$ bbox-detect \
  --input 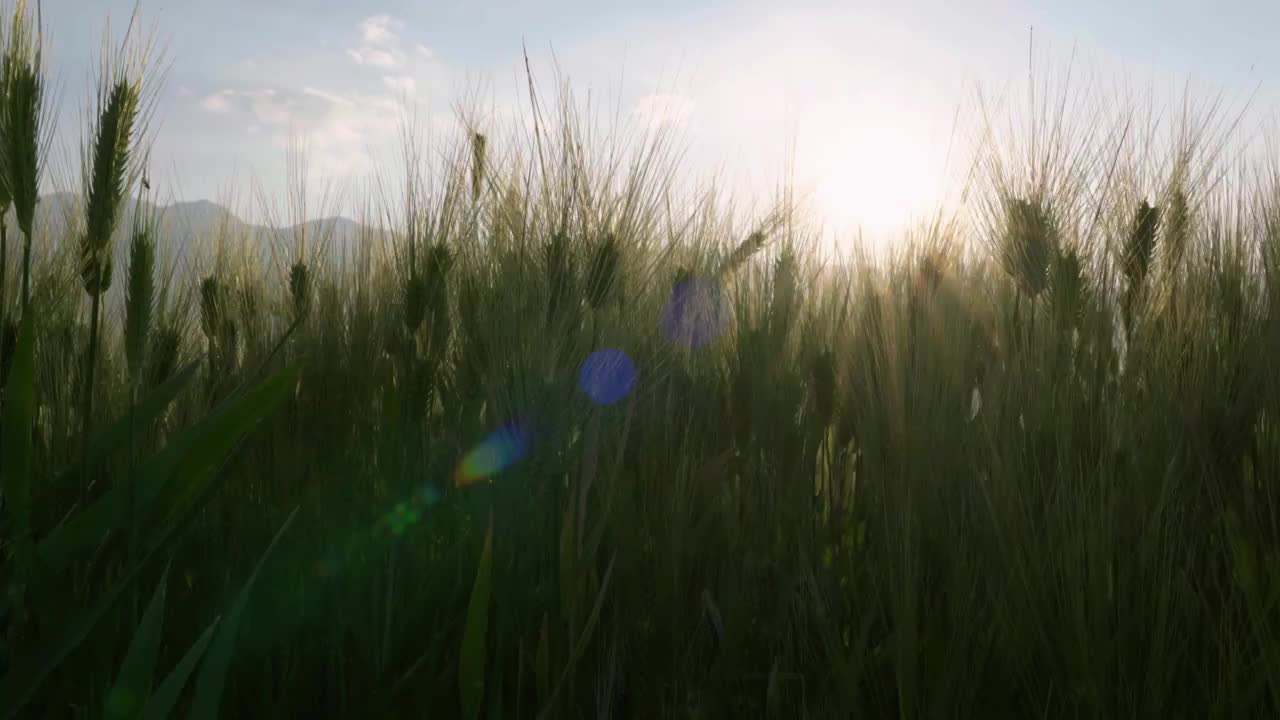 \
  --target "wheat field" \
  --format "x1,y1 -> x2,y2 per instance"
4,2 -> 1280,718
